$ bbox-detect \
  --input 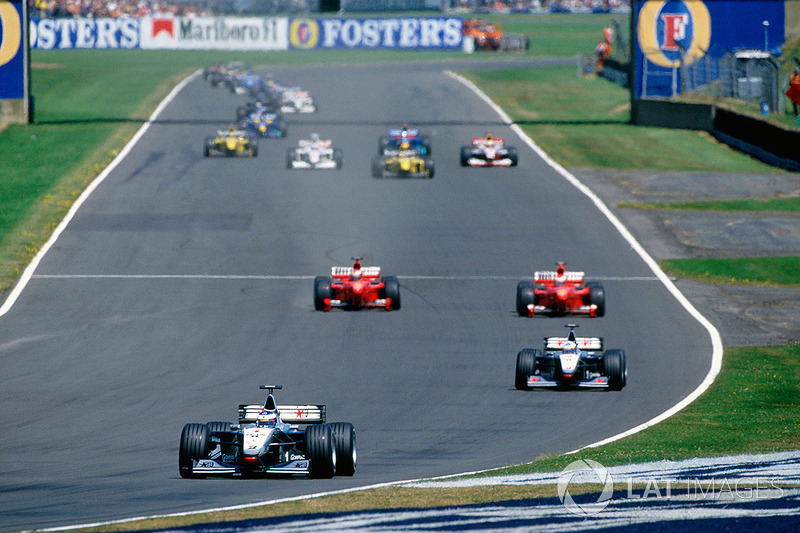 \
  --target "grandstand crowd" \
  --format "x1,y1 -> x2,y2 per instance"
29,0 -> 215,18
